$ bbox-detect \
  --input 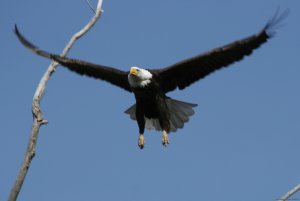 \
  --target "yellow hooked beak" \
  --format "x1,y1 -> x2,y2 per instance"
130,67 -> 138,76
